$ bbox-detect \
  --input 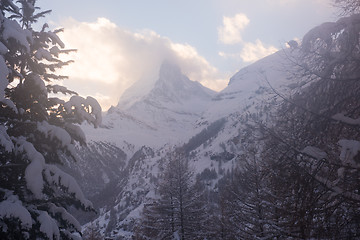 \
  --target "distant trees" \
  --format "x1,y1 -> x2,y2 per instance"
219,148 -> 271,239
136,150 -> 208,240
0,0 -> 101,239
